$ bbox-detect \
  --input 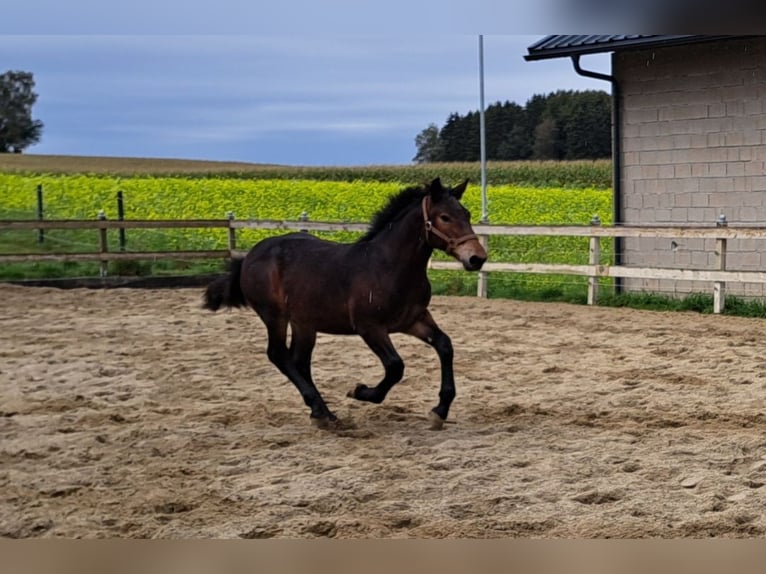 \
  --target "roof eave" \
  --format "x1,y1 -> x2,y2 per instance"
525,35 -> 744,61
